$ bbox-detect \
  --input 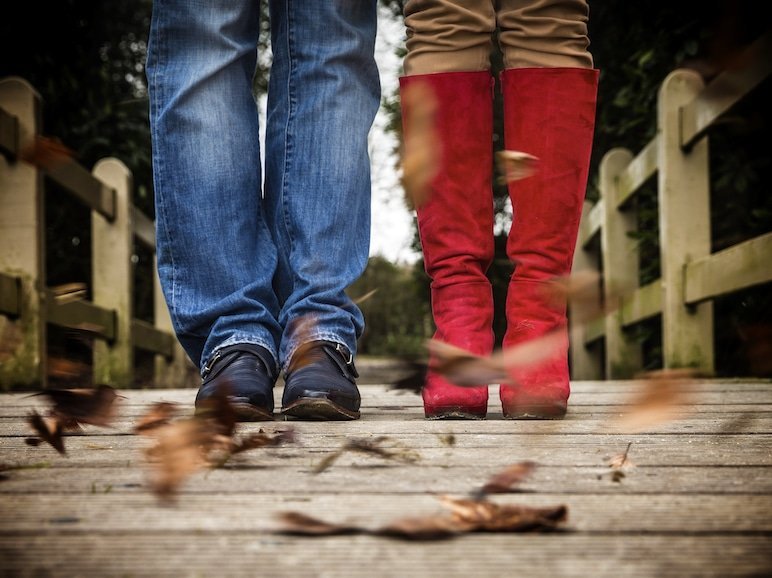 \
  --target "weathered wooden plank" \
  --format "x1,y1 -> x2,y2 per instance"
45,294 -> 116,341
2,434 -> 771,467
132,319 -> 175,358
1,494 -> 770,533
616,136 -> 658,208
620,279 -> 662,327
1,534 -> 769,578
681,32 -> 772,149
45,161 -> 116,221
1,458 -> 770,495
0,105 -> 18,159
684,231 -> 772,305
131,205 -> 155,249
3,412 -> 770,436
578,198 -> 603,248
